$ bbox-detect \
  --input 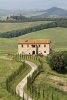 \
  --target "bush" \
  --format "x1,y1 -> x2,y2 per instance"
47,51 -> 67,72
